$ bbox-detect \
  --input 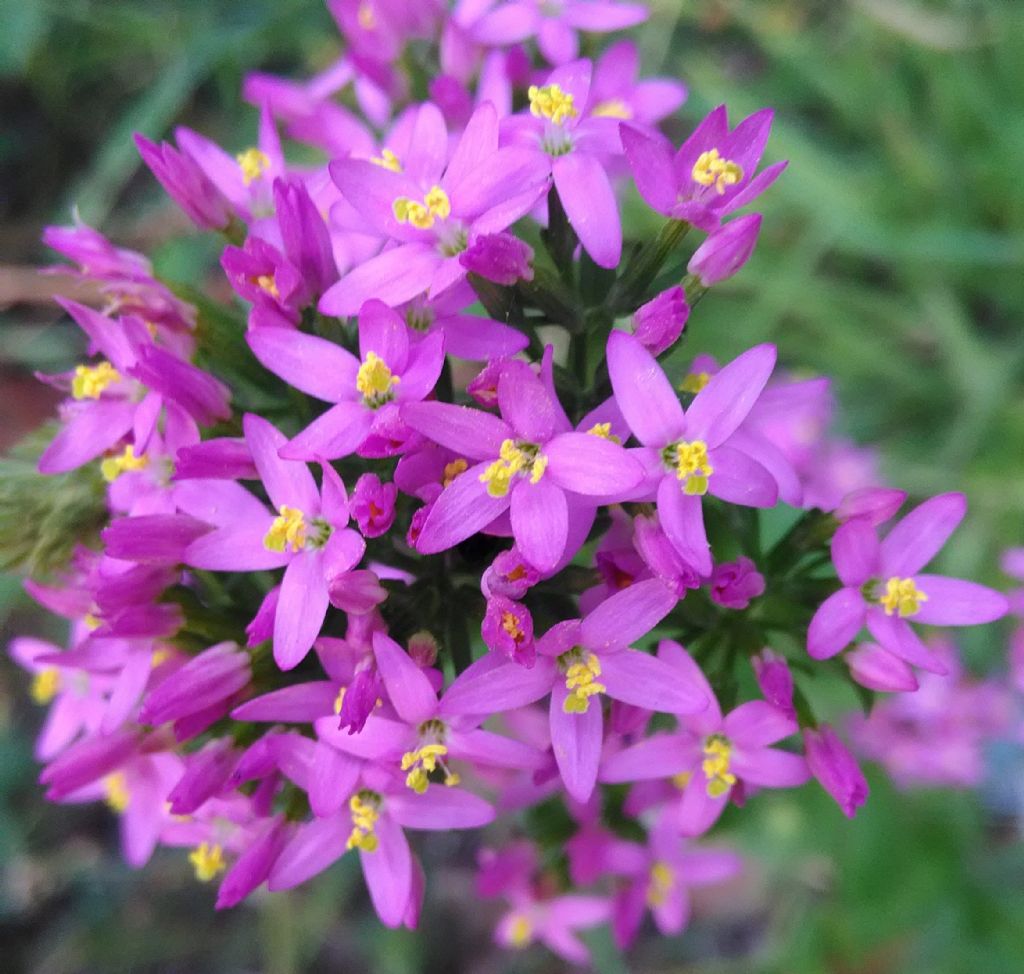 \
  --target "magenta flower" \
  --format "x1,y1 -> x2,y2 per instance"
247,300 -> 444,462
601,641 -> 808,836
804,725 -> 868,818
807,493 -> 1008,674
494,892 -> 611,964
709,556 -> 765,610
442,580 -> 705,802
622,105 -> 787,231
631,285 -> 689,356
607,331 -> 778,575
321,101 -> 549,314
184,414 -> 365,669
403,359 -> 644,571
